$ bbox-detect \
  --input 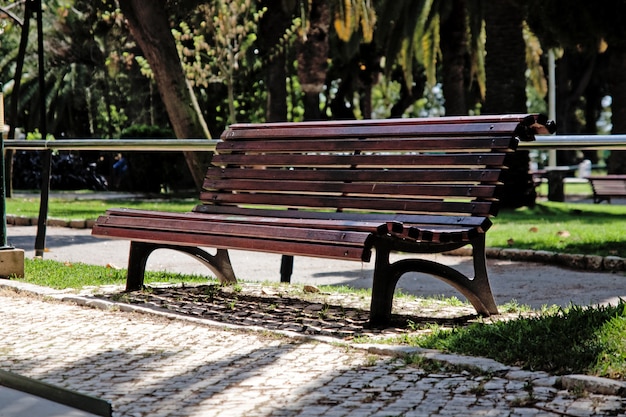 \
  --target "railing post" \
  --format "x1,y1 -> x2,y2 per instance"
0,84 -> 7,248
0,84 -> 25,278
33,0 -> 49,258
